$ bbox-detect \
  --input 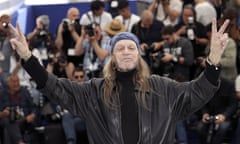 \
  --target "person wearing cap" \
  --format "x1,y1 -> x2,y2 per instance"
114,0 -> 140,32
10,18 -> 229,143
